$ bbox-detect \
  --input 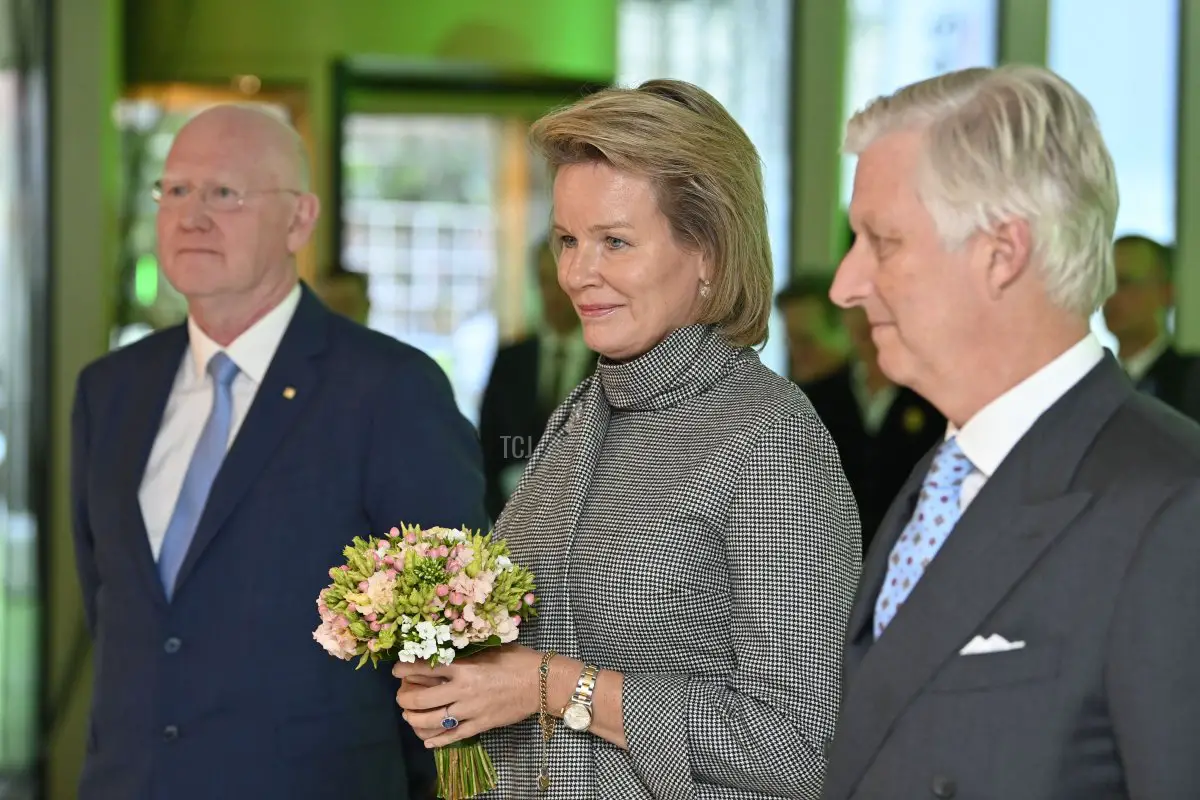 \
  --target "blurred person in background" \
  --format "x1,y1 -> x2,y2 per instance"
70,104 -> 485,800
395,79 -> 860,799
315,265 -> 371,325
782,273 -> 941,554
478,238 -> 595,521
776,275 -> 848,384
1102,233 -> 1200,419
